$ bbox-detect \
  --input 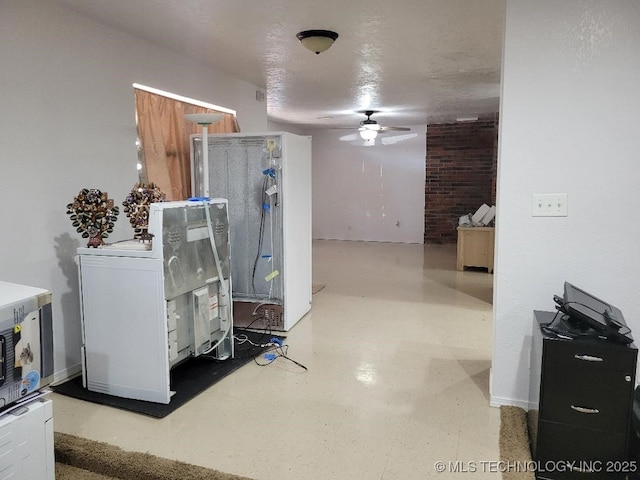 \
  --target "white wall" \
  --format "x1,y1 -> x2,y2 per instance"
0,0 -> 267,381
268,120 -> 311,136
309,127 -> 427,244
492,0 -> 640,407
269,121 -> 427,243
